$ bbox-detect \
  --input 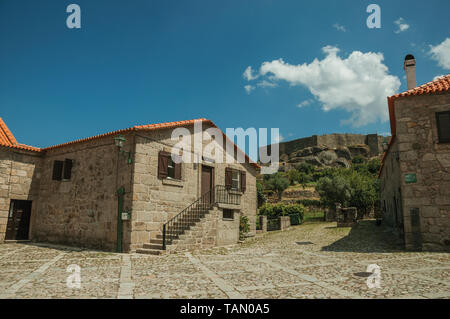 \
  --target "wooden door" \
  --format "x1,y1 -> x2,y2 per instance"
201,166 -> 214,203
5,200 -> 32,240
